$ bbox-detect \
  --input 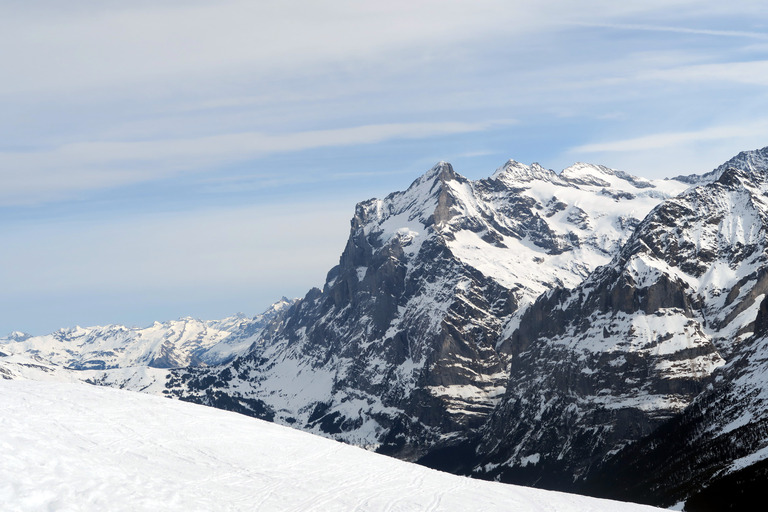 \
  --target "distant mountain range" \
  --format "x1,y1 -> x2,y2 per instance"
5,146 -> 768,510
2,298 -> 293,369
